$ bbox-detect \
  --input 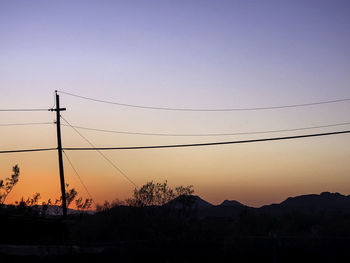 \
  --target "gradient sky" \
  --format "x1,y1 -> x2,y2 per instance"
1,0 -> 350,207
